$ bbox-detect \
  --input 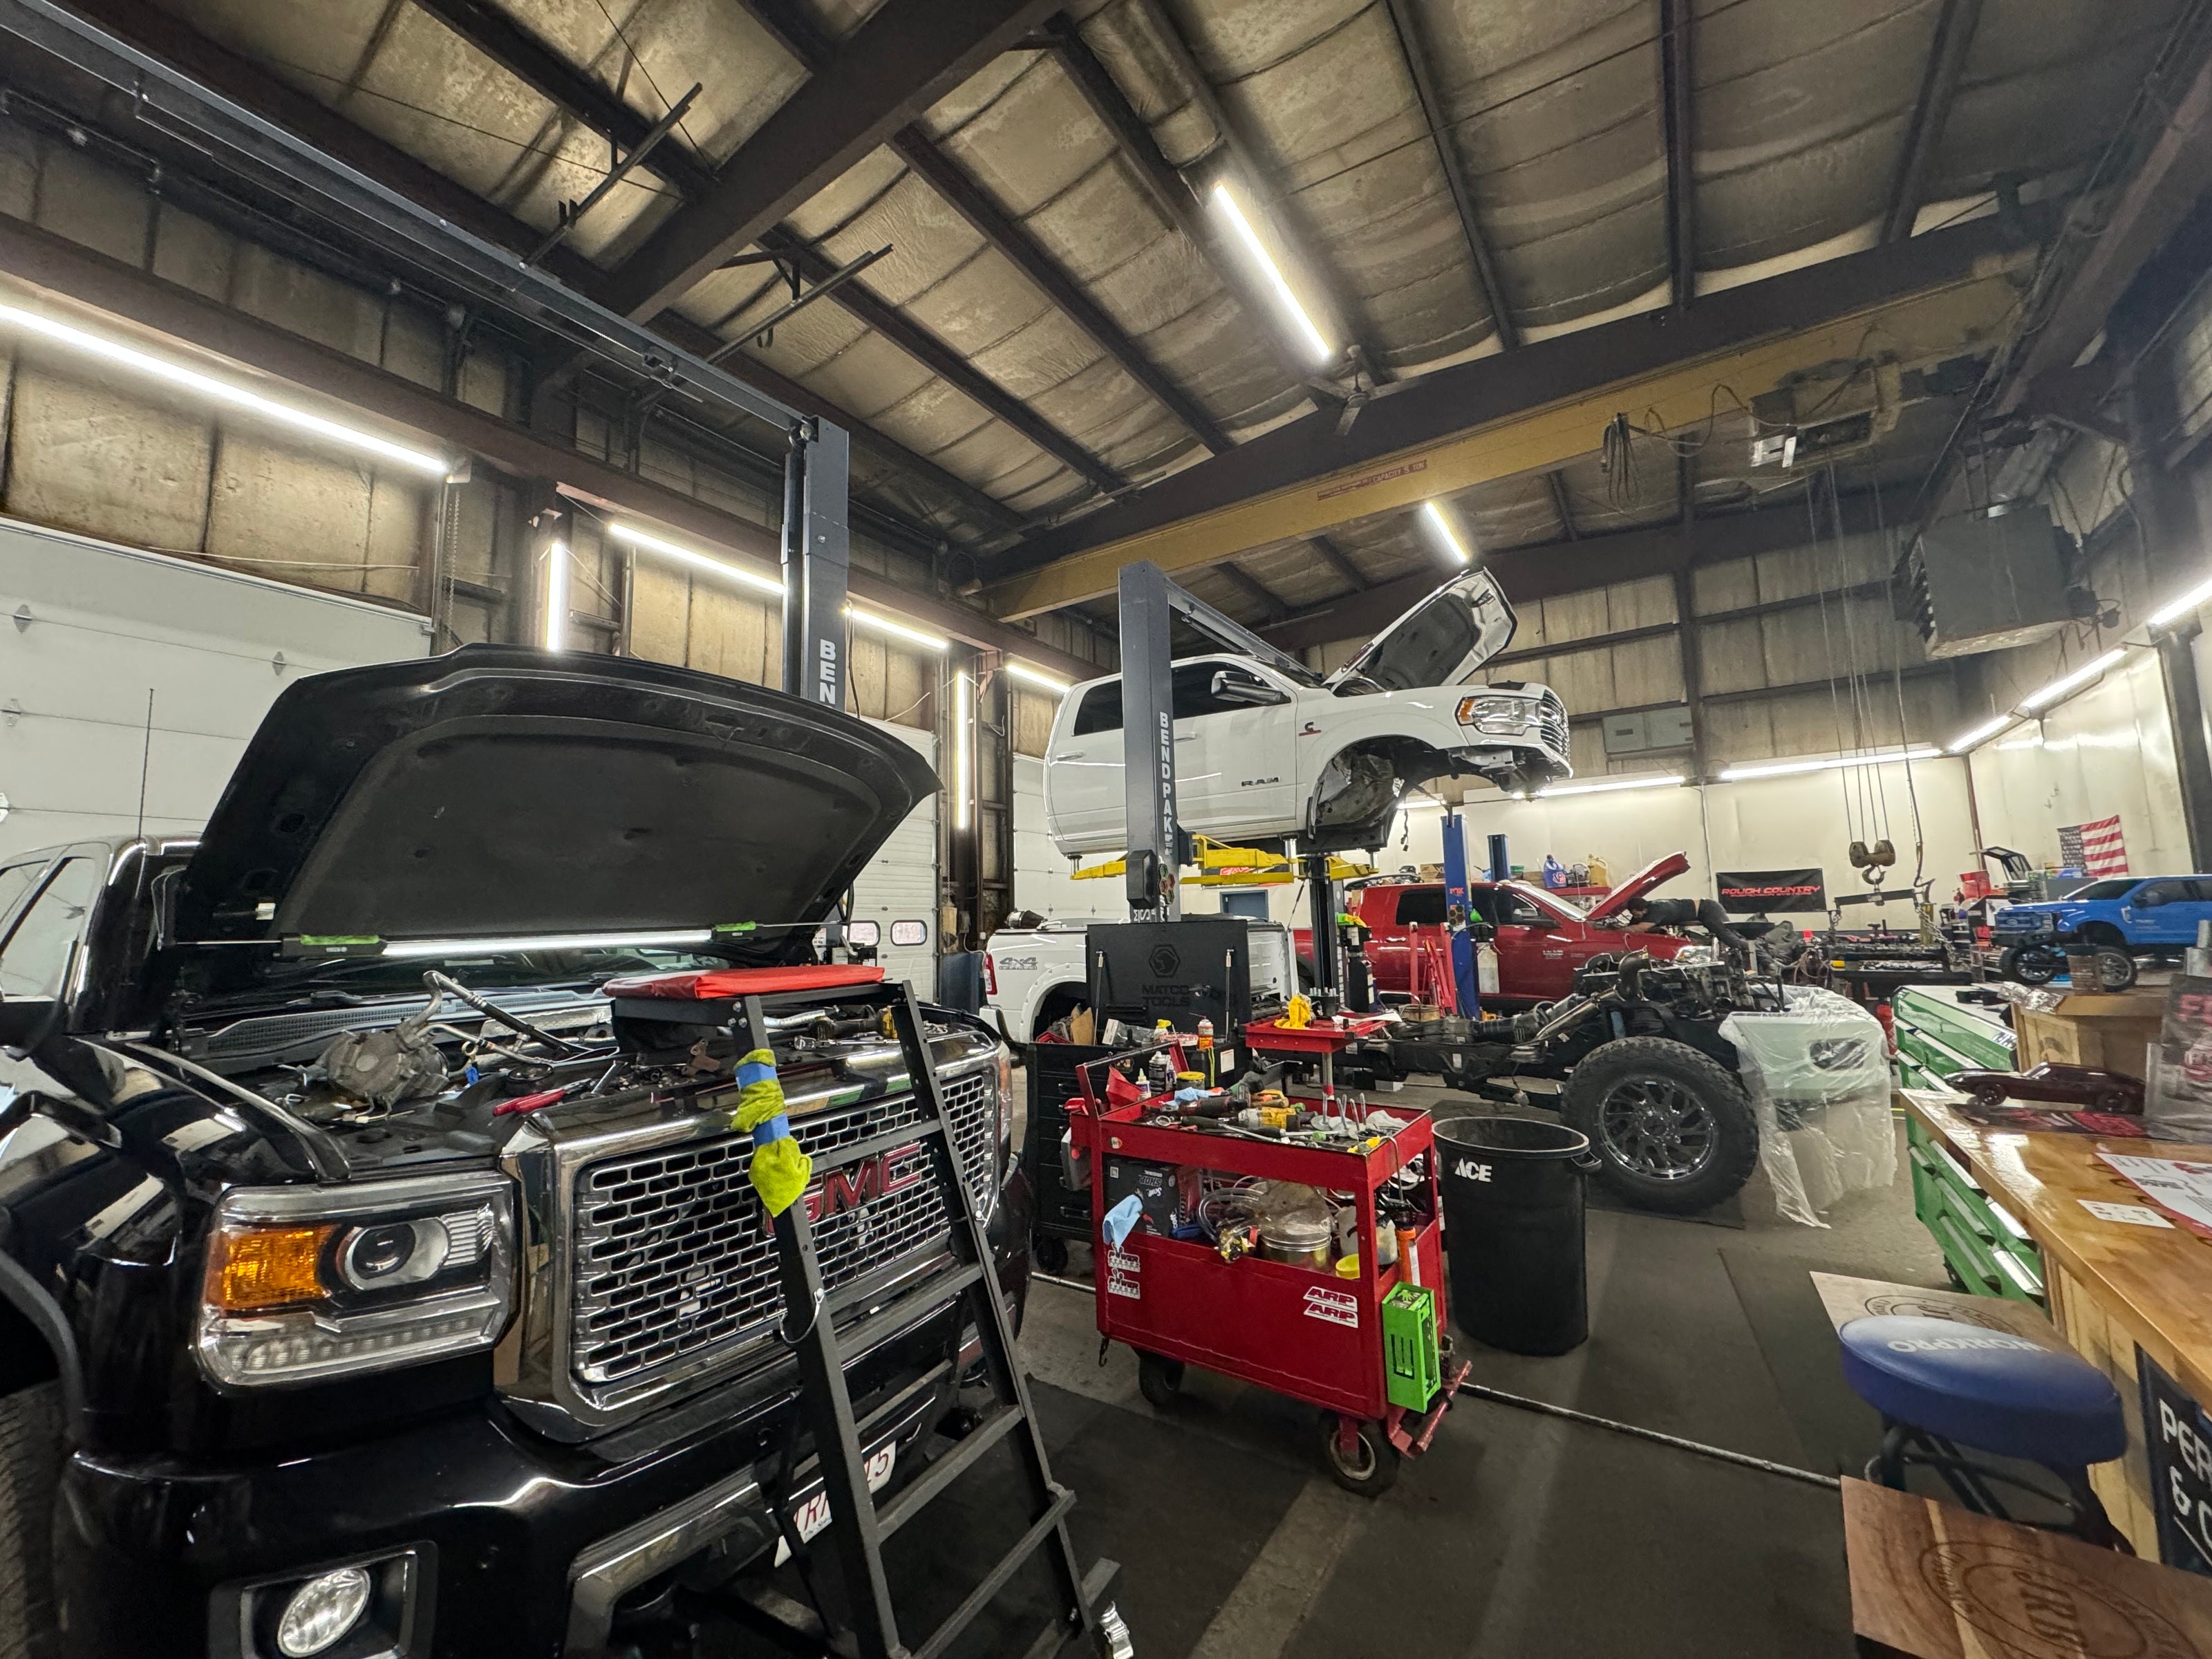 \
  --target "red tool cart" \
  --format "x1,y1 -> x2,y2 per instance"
1066,1058 -> 1470,1494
